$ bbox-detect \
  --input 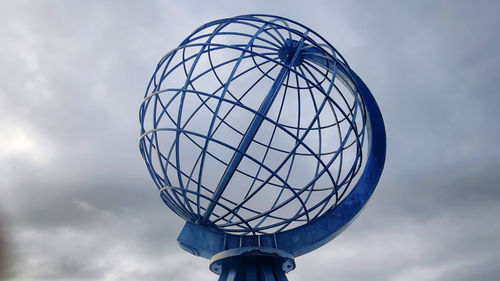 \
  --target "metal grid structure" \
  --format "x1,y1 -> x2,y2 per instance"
139,15 -> 368,236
